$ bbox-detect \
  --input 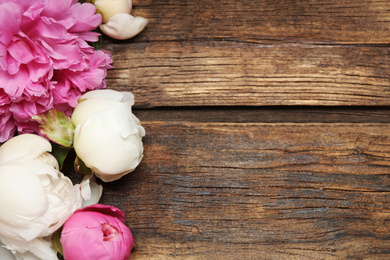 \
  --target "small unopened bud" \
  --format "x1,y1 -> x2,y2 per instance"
33,109 -> 74,147
92,0 -> 147,40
